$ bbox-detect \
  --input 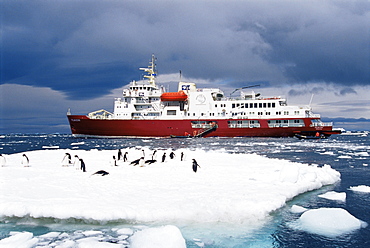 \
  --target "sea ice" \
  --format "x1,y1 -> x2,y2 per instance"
130,225 -> 186,248
292,208 -> 367,237
318,191 -> 346,202
0,232 -> 38,248
290,205 -> 308,213
349,185 -> 370,193
0,148 -> 340,224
